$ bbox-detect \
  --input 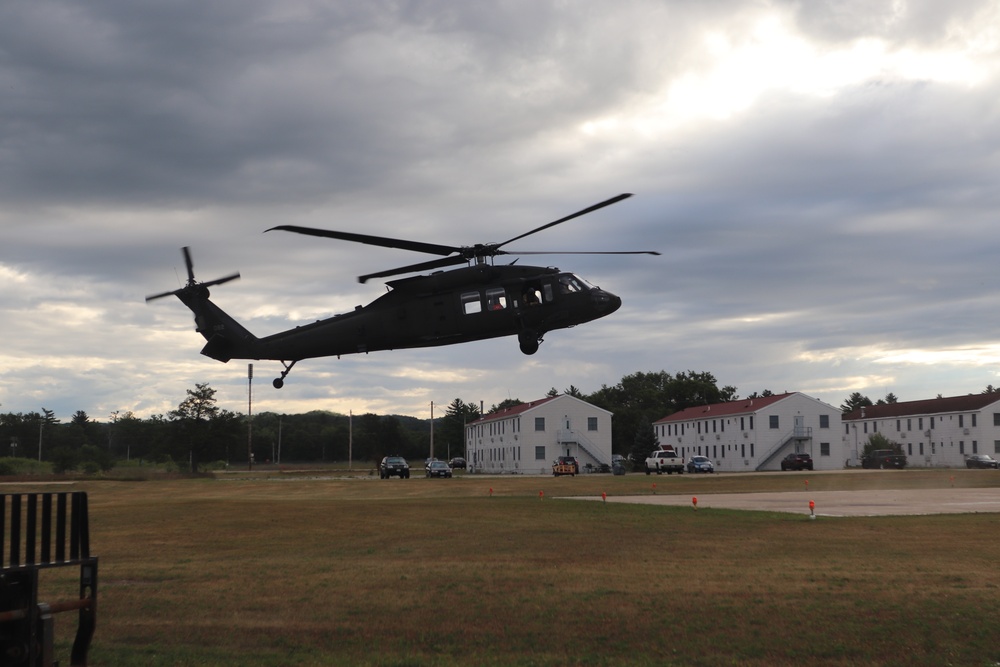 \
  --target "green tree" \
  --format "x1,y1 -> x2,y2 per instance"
629,421 -> 659,467
489,398 -> 523,413
438,399 -> 481,462
169,383 -> 221,472
862,432 -> 904,459
840,392 -> 873,414
586,370 -> 733,457
876,393 -> 898,405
